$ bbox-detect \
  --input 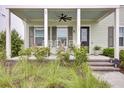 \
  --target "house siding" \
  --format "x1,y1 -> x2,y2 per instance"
90,12 -> 114,54
120,6 -> 124,26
